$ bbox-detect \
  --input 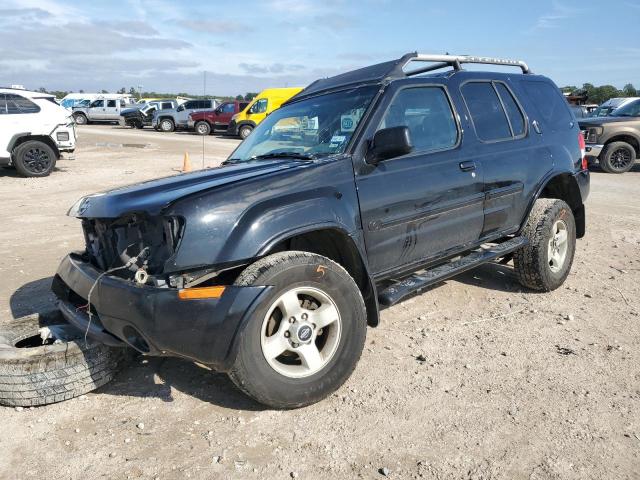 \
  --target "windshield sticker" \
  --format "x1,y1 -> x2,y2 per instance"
341,115 -> 356,132
302,116 -> 319,130
330,135 -> 346,144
